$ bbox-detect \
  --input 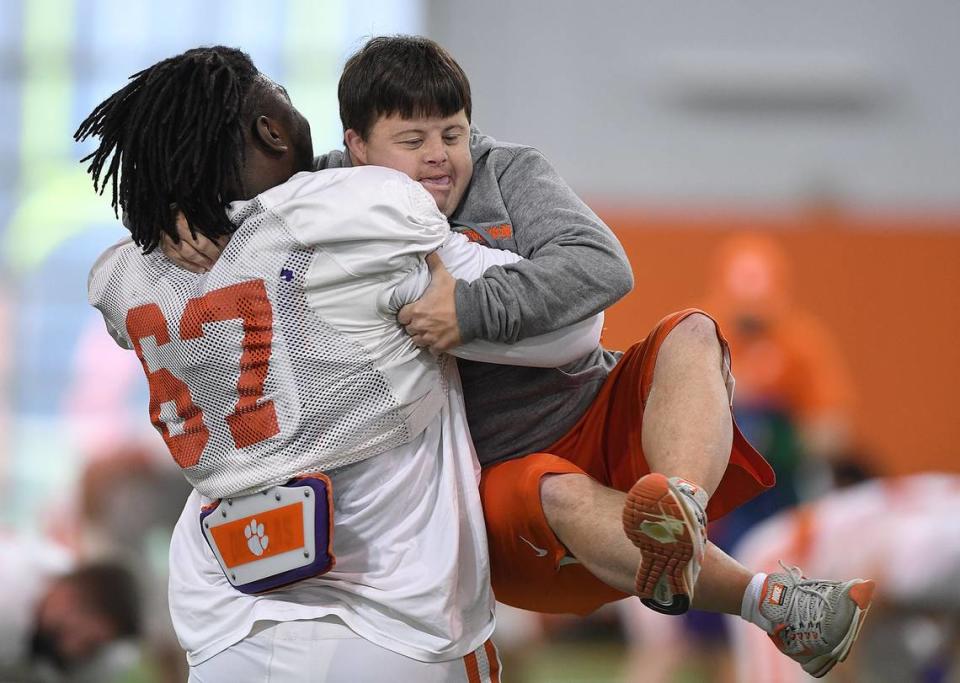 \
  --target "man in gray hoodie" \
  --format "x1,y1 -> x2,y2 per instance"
164,36 -> 873,678
327,36 -> 775,620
